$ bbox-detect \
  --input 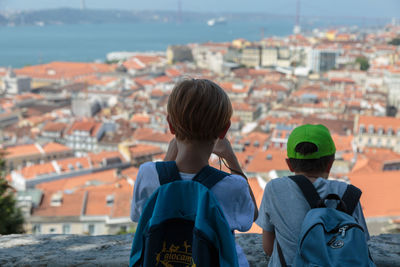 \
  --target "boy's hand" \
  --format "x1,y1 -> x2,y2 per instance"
214,137 -> 259,221
164,138 -> 178,161
212,137 -> 234,160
